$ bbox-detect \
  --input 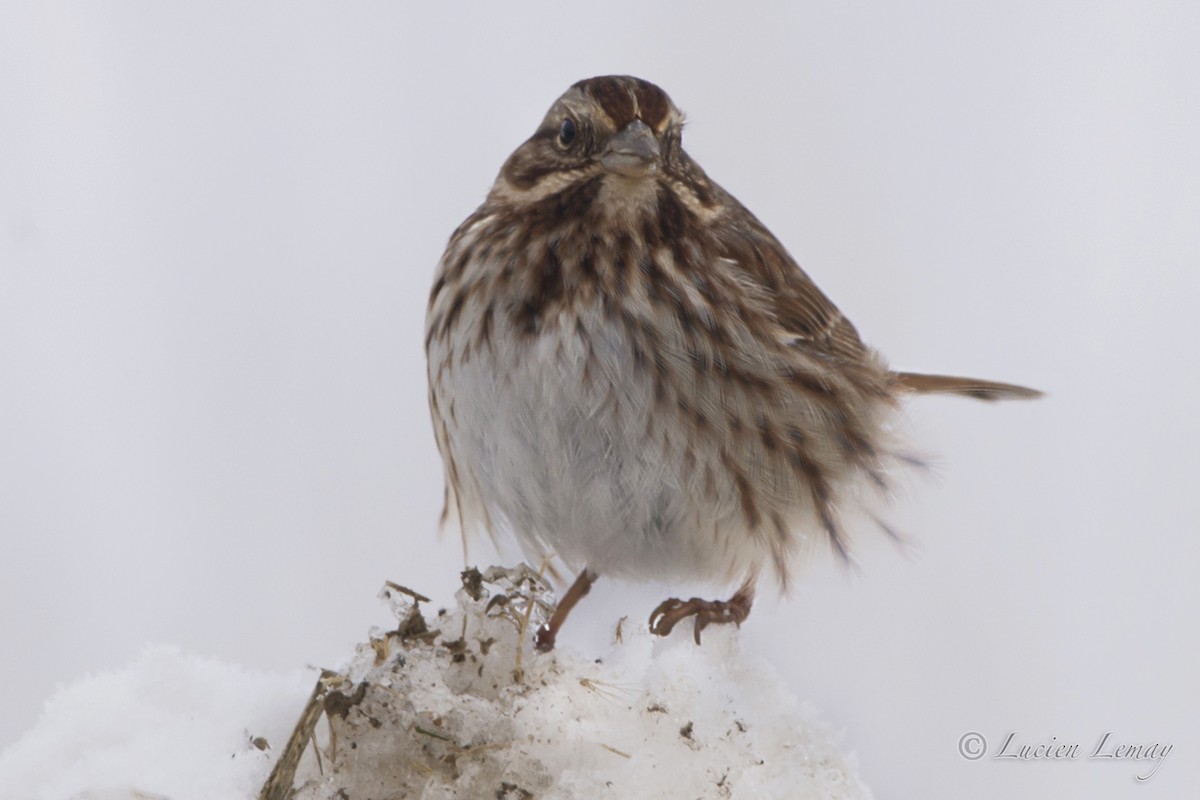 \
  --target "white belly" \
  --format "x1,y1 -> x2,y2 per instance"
430,305 -> 753,583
